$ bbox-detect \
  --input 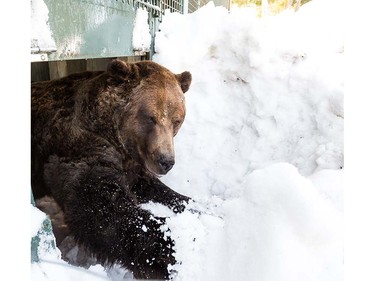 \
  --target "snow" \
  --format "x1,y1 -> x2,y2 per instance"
30,0 -> 56,50
31,0 -> 344,280
31,204 -> 47,237
160,163 -> 343,281
154,0 -> 343,182
31,259 -> 110,281
132,8 -> 151,52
